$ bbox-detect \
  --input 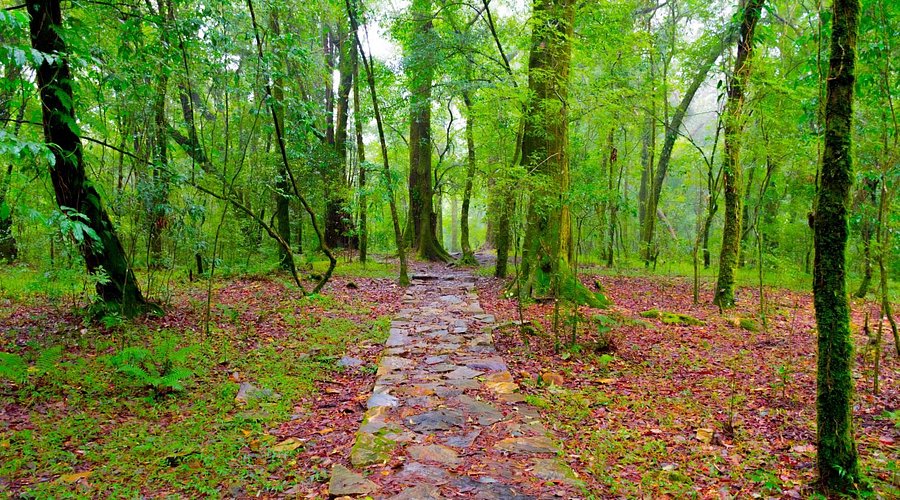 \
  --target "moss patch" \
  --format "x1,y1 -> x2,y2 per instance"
639,309 -> 705,326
